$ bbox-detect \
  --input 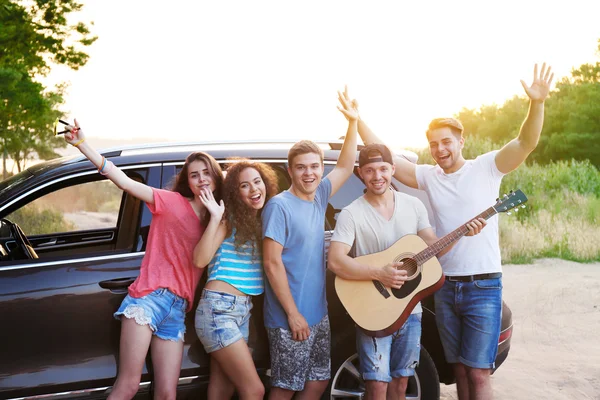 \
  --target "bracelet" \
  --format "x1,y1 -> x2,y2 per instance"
99,160 -> 114,176
72,138 -> 85,147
